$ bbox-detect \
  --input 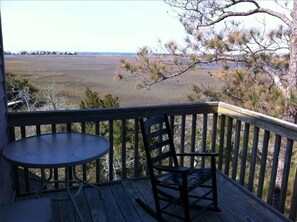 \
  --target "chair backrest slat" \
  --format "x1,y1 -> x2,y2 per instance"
151,151 -> 173,164
147,128 -> 168,139
140,114 -> 179,177
143,116 -> 165,128
149,139 -> 171,151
